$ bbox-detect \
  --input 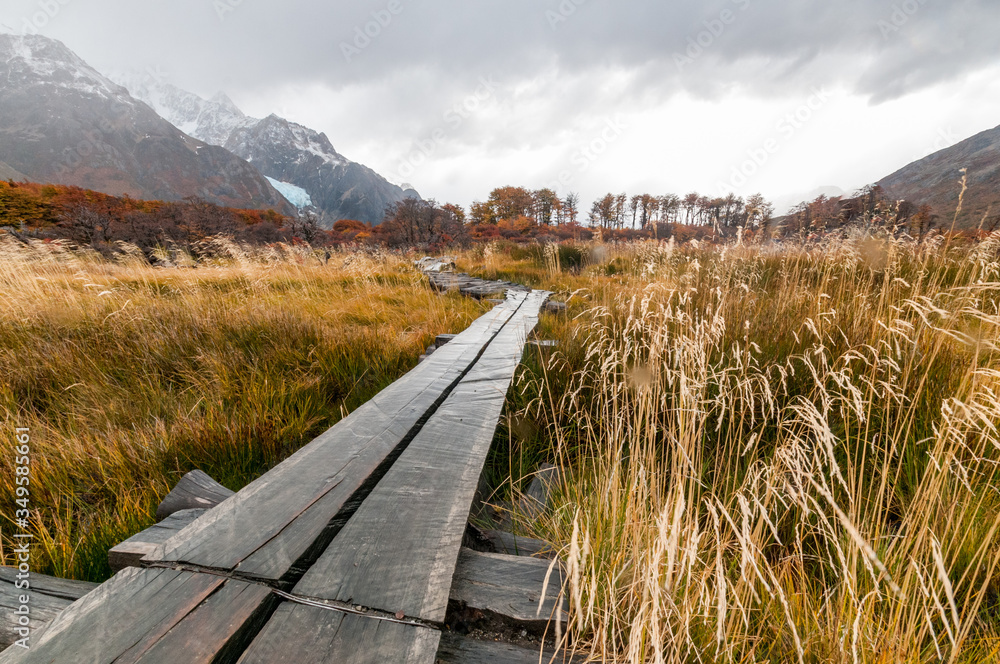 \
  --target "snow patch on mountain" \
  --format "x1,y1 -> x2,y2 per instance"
114,71 -> 415,224
117,73 -> 347,170
1,34 -> 131,102
114,70 -> 257,147
265,177 -> 313,209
